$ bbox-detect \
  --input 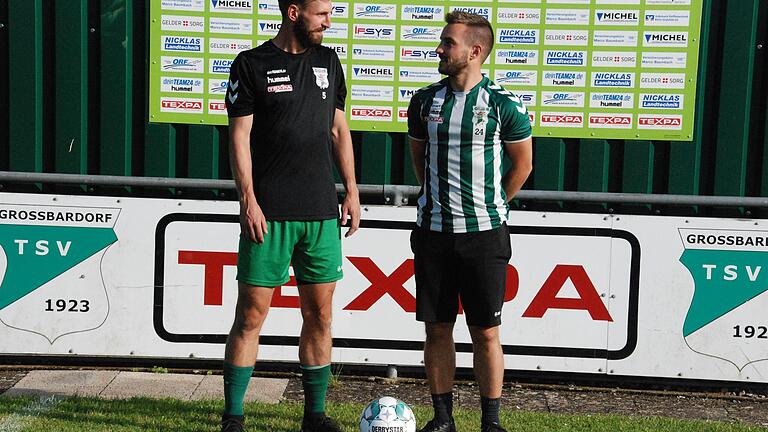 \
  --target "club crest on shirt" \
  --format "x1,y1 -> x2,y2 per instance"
312,67 -> 329,89
472,106 -> 490,124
